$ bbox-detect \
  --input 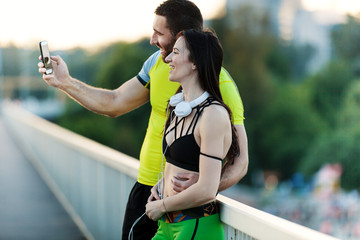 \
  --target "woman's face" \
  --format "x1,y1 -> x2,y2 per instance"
165,36 -> 196,83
